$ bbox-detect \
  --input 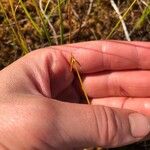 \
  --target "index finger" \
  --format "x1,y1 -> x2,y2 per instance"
52,40 -> 150,73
